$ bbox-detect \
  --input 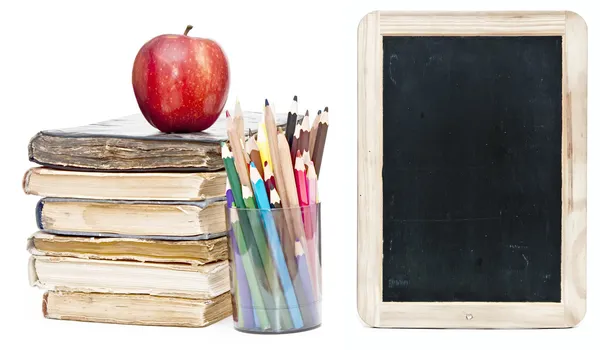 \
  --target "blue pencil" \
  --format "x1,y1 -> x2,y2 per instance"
249,162 -> 304,329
